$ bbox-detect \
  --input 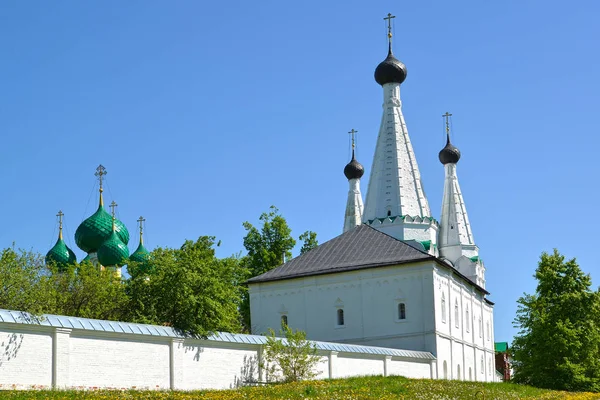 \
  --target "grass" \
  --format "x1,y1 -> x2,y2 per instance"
0,376 -> 599,399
